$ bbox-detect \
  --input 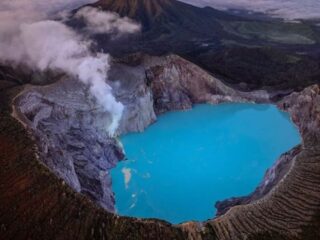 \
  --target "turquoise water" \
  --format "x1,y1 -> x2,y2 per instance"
111,104 -> 300,224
